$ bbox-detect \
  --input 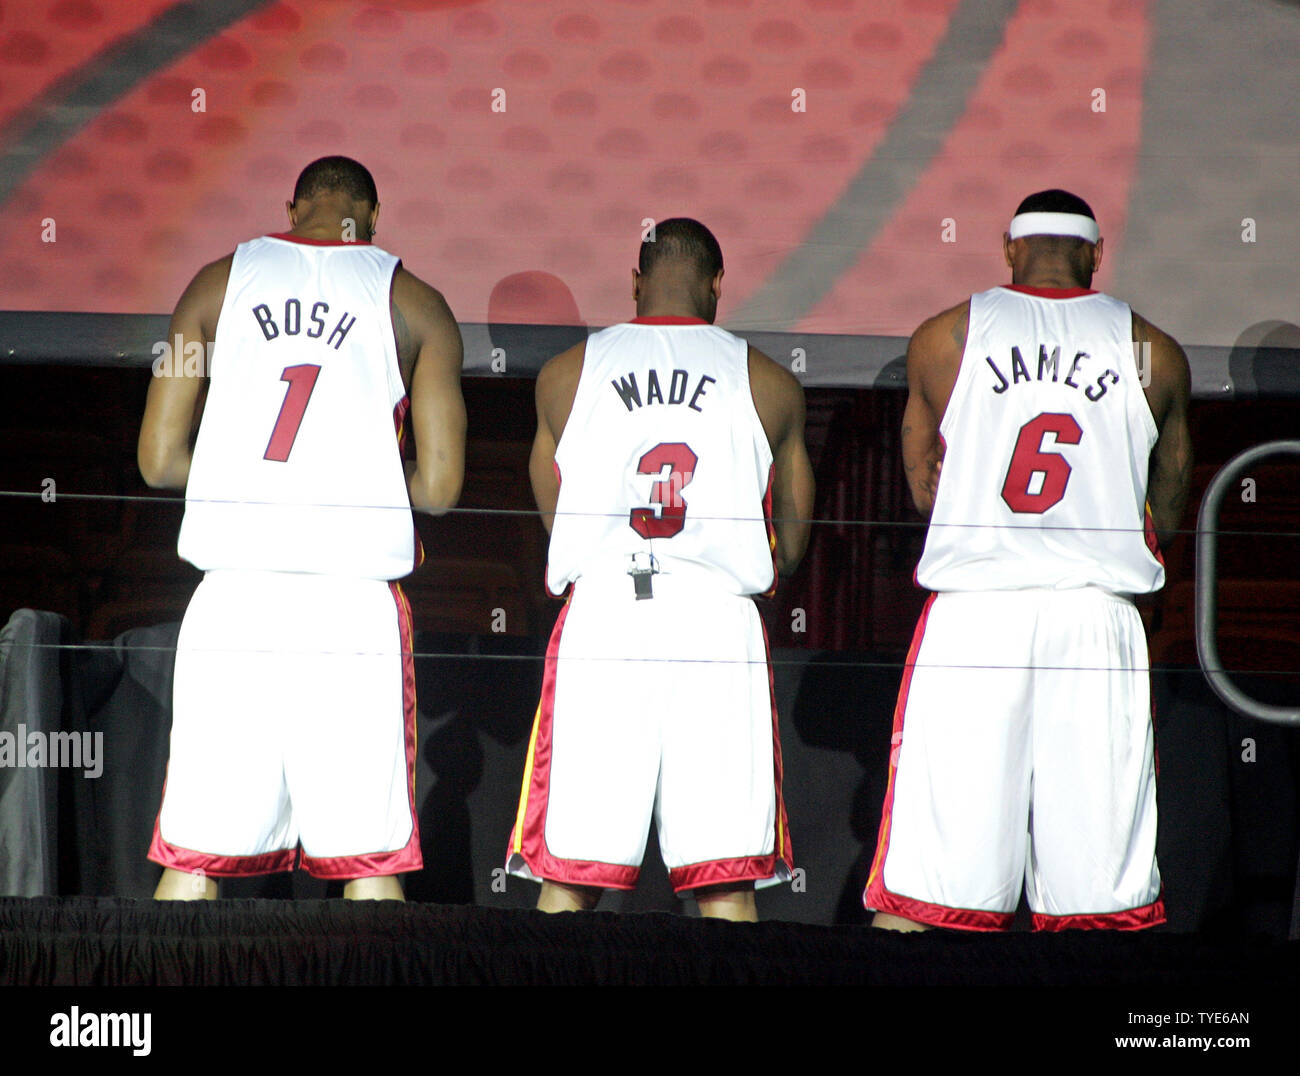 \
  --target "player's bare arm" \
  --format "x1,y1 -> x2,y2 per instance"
138,255 -> 231,489
901,301 -> 967,517
394,267 -> 466,515
748,345 -> 815,575
1134,311 -> 1193,547
528,341 -> 585,533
